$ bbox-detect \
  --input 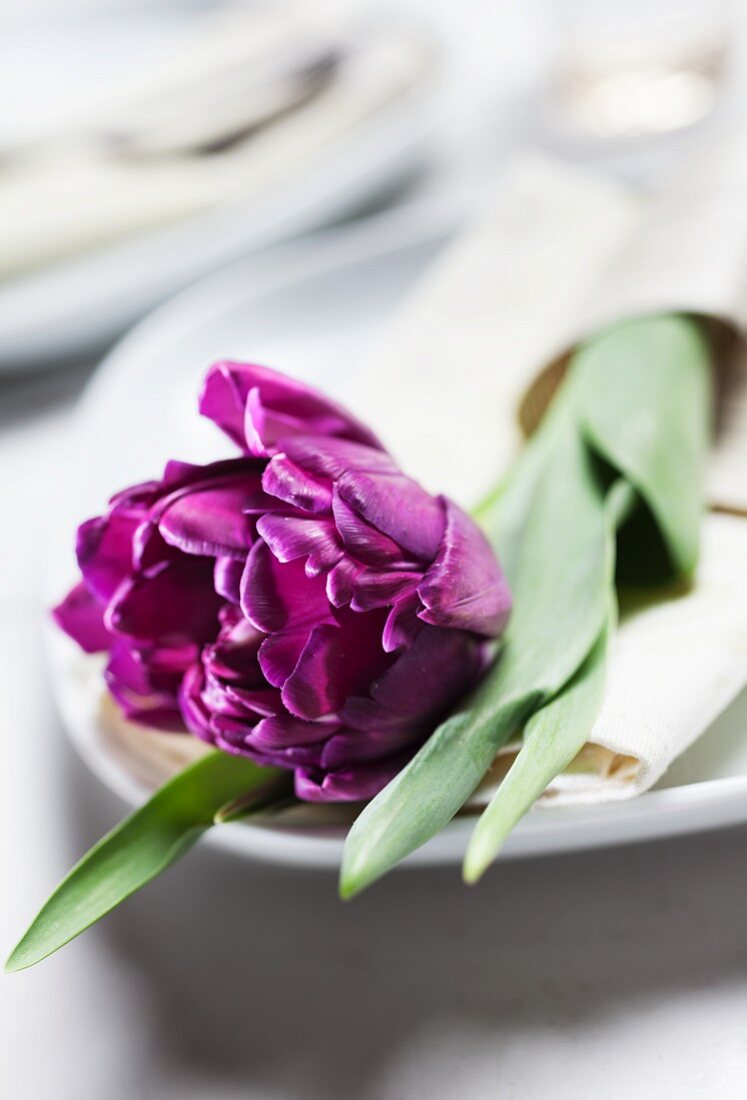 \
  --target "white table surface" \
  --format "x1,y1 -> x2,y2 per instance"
3,3 -> 747,1098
